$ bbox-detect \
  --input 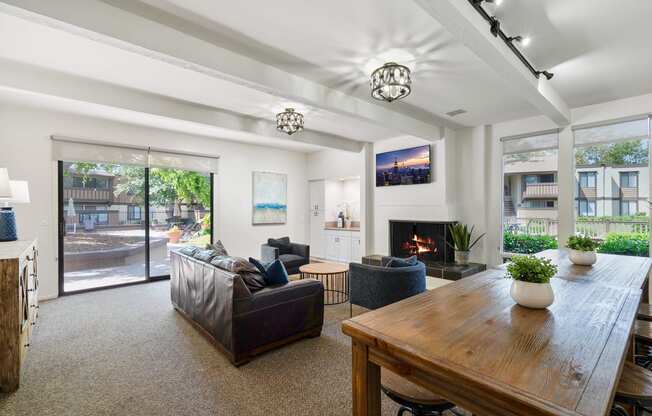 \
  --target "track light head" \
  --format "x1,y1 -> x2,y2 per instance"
508,35 -> 531,47
537,70 -> 554,80
474,0 -> 503,4
490,17 -> 500,37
